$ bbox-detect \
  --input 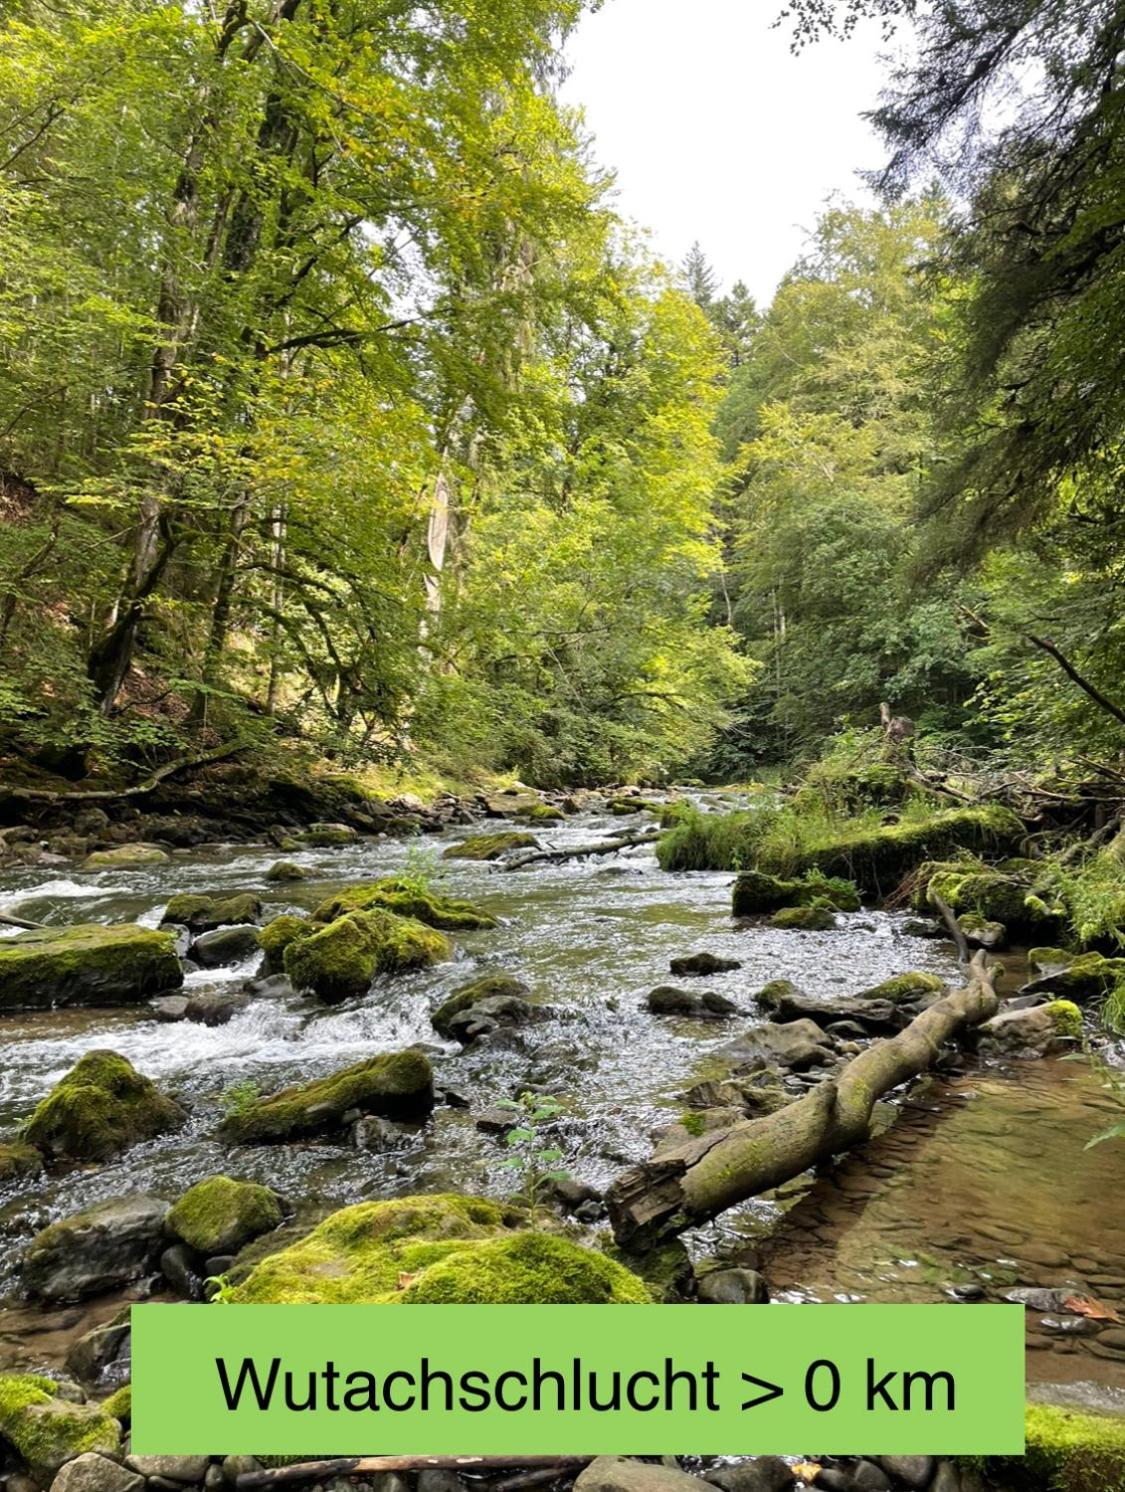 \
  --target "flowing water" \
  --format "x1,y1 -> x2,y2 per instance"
0,802 -> 1122,1410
